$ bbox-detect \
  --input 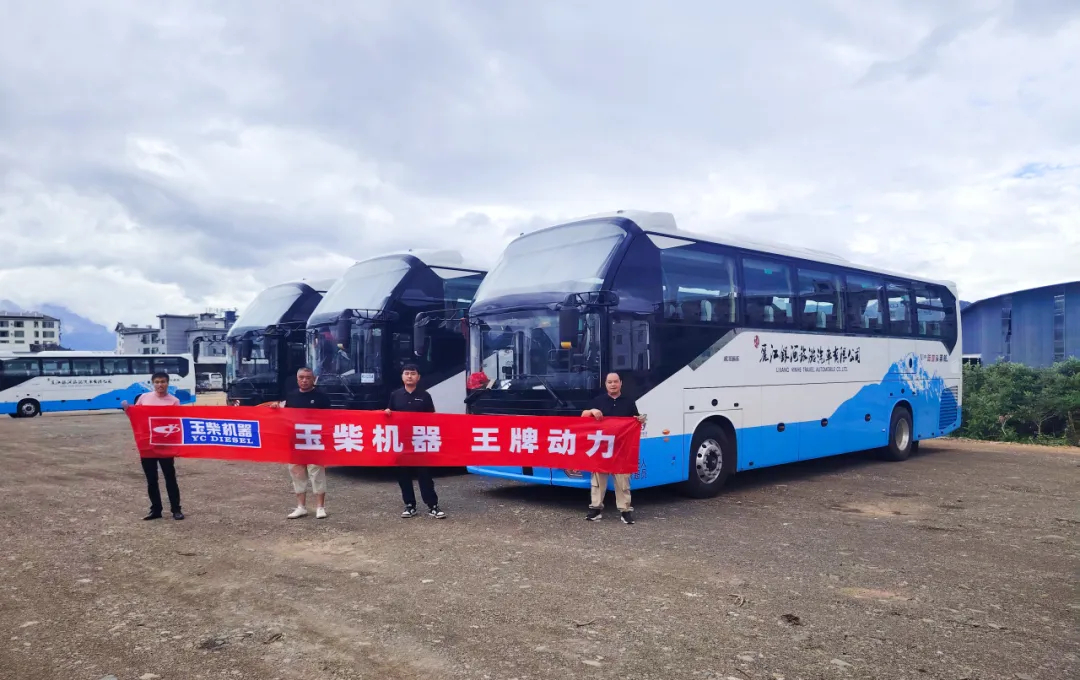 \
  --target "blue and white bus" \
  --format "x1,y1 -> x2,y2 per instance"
0,351 -> 196,418
307,250 -> 486,411
464,210 -> 962,497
